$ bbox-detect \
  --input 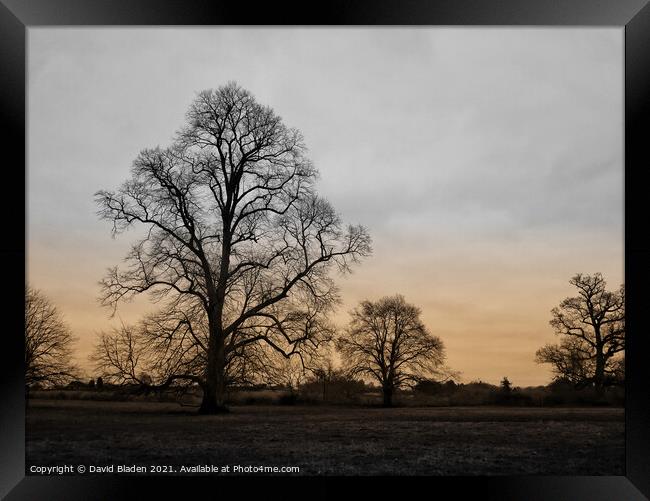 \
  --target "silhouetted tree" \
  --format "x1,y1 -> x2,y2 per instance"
500,377 -> 512,393
95,82 -> 371,413
414,377 -> 459,396
535,273 -> 624,391
337,295 -> 445,407
25,286 -> 78,387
